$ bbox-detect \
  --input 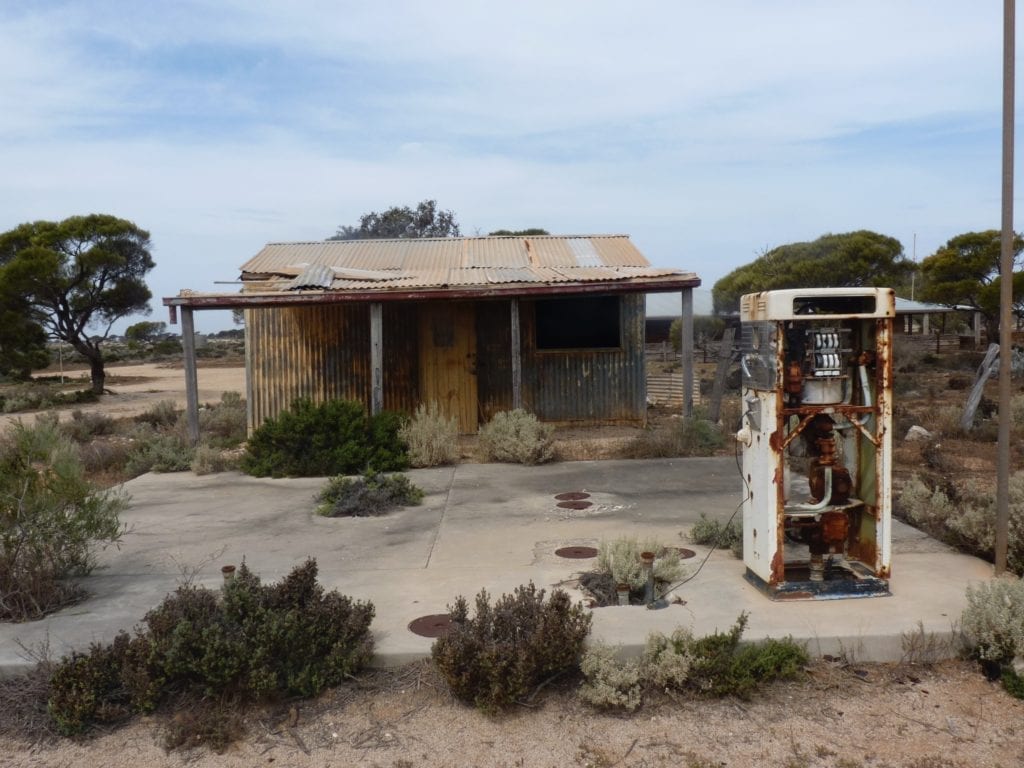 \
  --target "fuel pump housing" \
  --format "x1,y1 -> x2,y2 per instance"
737,288 -> 894,600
